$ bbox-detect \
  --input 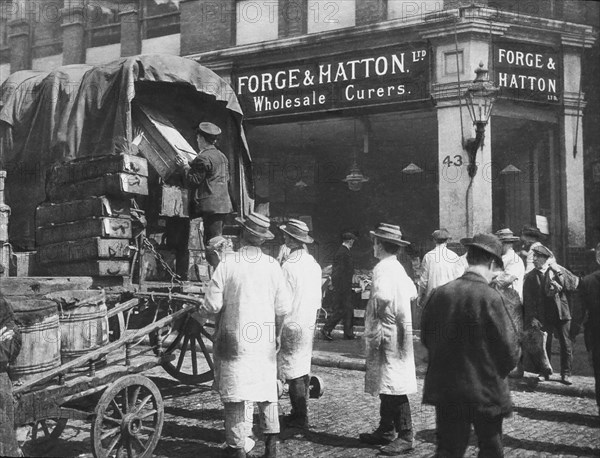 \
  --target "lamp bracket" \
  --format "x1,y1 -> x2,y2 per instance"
462,122 -> 487,178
